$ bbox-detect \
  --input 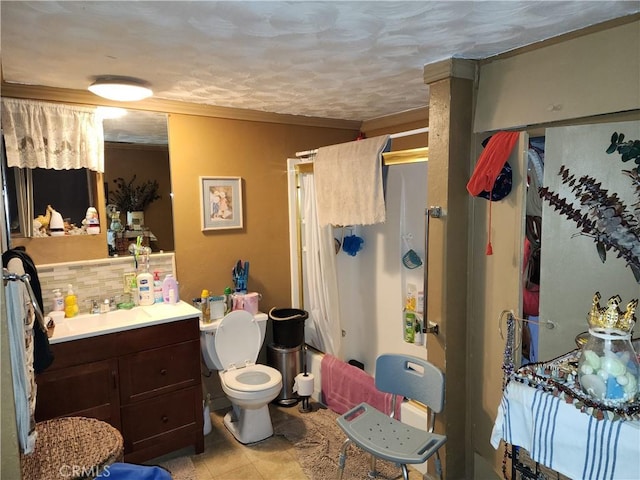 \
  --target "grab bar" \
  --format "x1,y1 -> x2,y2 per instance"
423,206 -> 442,336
